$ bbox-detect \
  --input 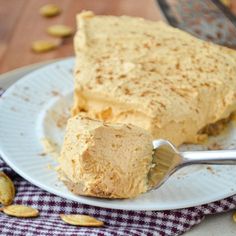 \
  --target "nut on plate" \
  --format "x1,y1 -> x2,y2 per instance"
47,25 -> 73,37
0,172 -> 15,206
2,205 -> 39,218
233,212 -> 236,222
39,4 -> 61,17
31,40 -> 58,53
60,214 -> 104,226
